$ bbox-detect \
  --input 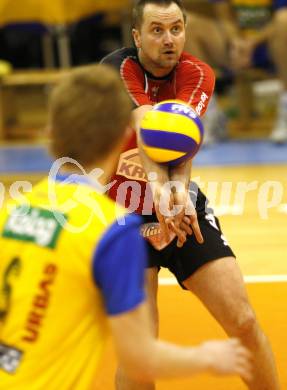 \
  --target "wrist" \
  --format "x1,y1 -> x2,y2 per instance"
196,344 -> 215,373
